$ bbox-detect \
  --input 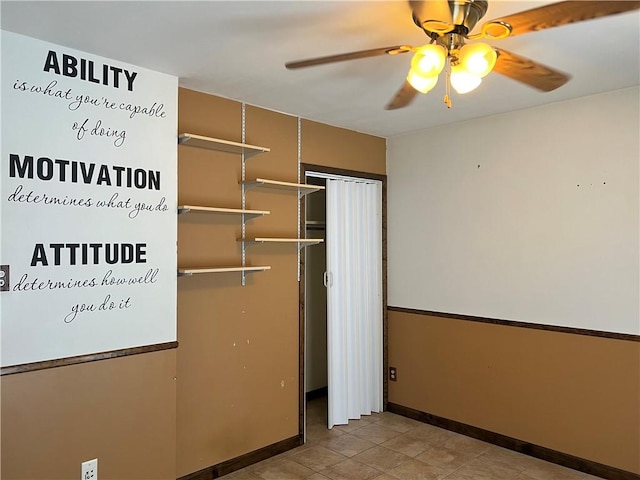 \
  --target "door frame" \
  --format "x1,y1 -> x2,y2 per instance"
298,163 -> 388,438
